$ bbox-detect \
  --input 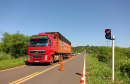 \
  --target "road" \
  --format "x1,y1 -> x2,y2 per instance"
0,53 -> 86,84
